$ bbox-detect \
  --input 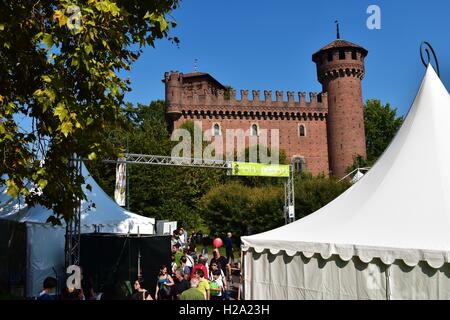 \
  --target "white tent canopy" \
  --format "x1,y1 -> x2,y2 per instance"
242,66 -> 450,299
0,162 -> 155,297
